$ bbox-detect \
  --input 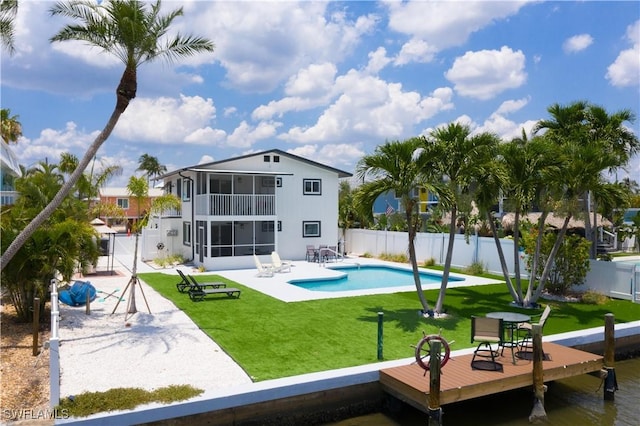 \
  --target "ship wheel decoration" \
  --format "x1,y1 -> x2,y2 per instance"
412,330 -> 452,372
